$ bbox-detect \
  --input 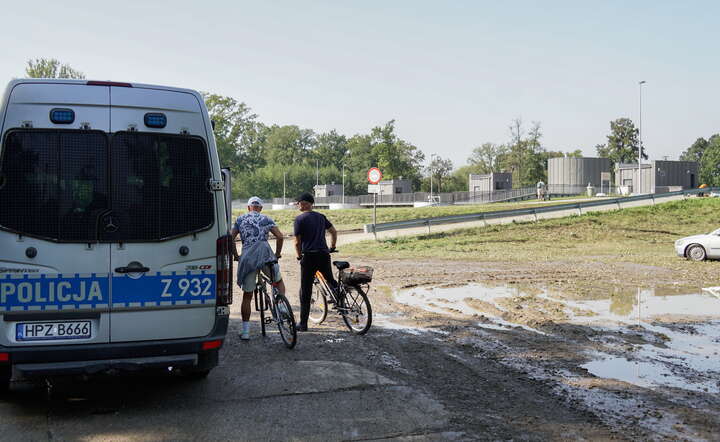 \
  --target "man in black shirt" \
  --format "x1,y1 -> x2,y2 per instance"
293,192 -> 338,331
